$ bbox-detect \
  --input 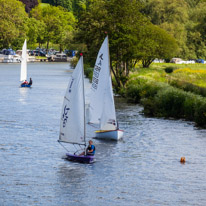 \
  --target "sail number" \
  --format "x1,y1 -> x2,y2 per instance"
92,53 -> 103,90
62,105 -> 70,127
